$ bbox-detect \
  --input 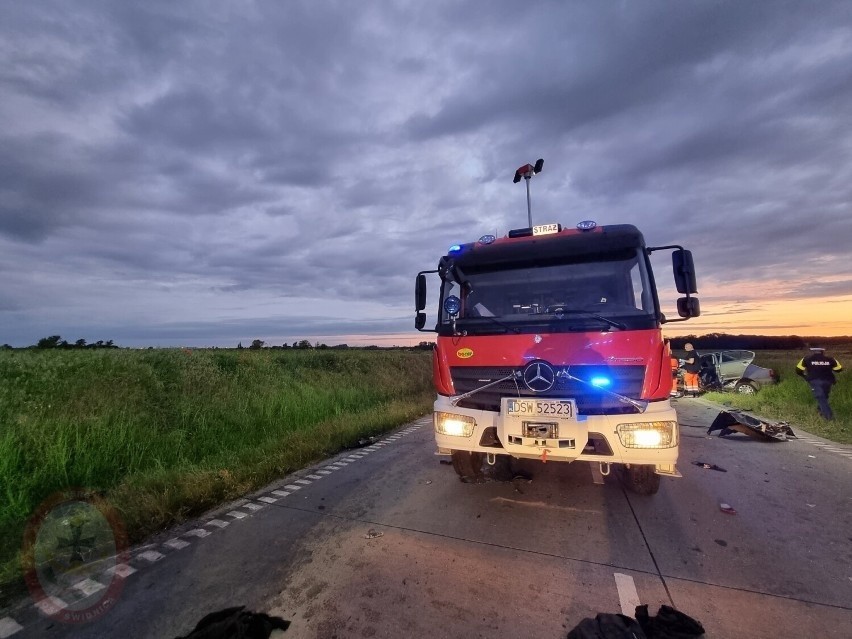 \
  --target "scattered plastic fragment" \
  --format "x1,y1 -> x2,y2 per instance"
694,461 -> 726,472
806,504 -> 816,508
364,529 -> 384,539
808,455 -> 816,458
719,503 -> 737,515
